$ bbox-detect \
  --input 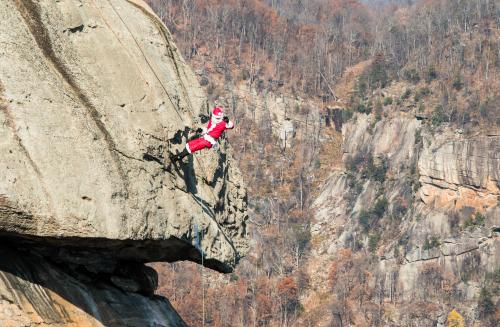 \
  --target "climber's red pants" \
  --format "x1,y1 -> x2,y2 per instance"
187,137 -> 212,153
